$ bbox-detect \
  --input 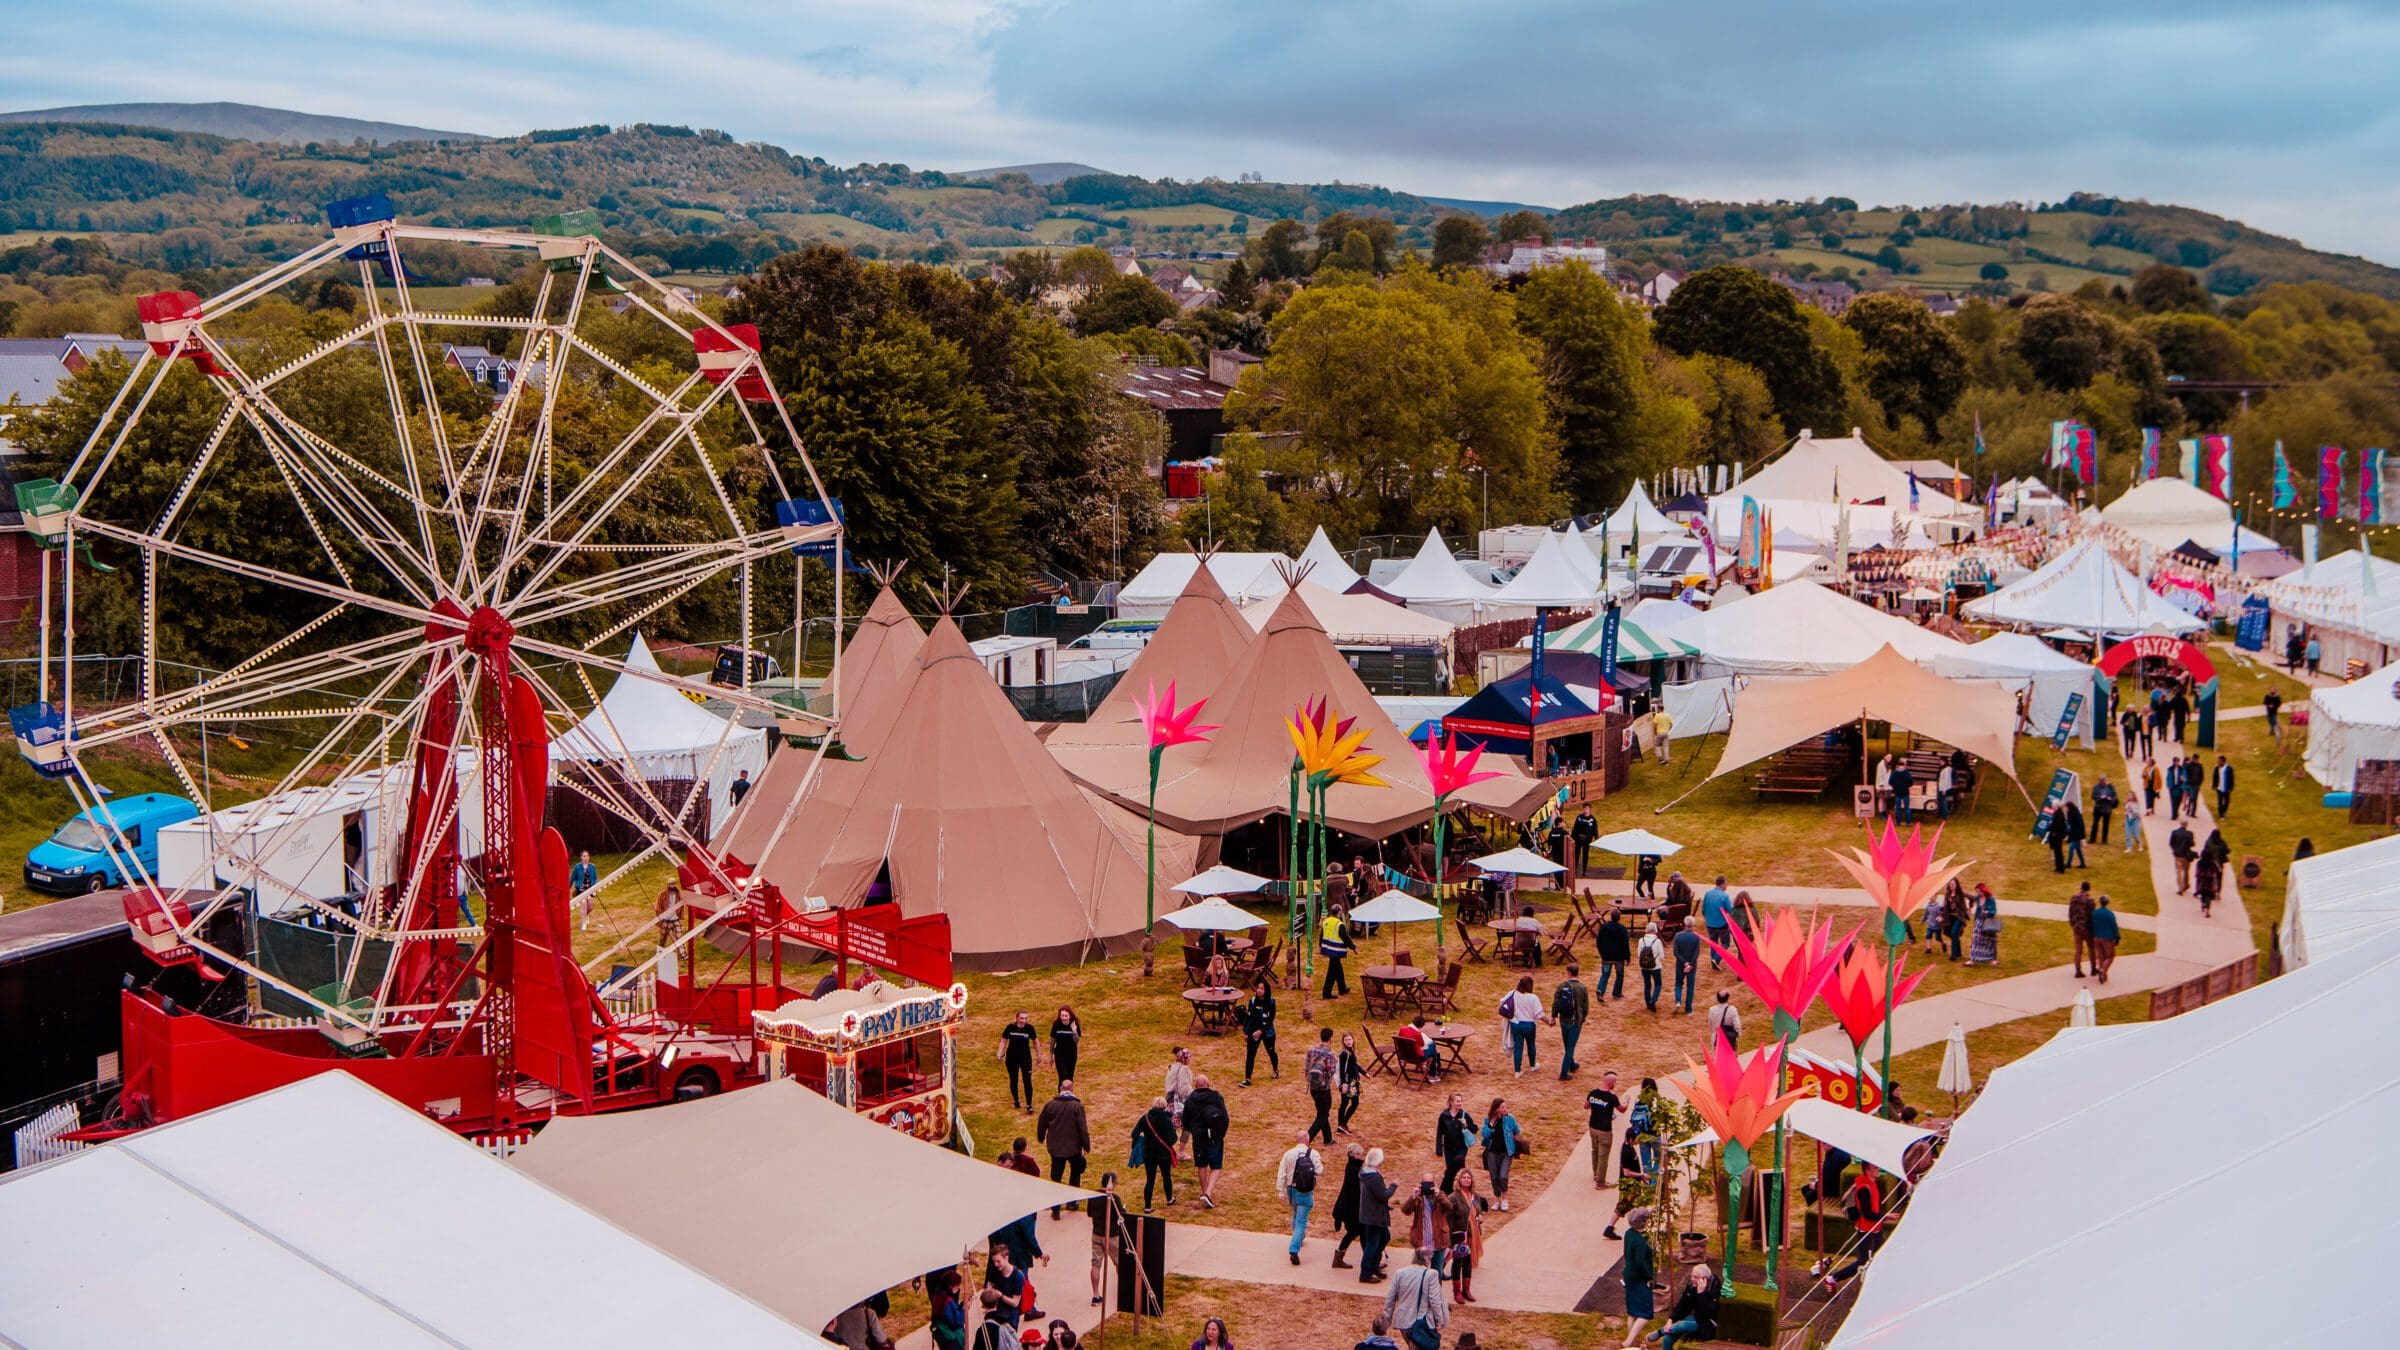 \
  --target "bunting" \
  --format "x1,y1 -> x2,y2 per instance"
2364,448 -> 2386,525
2140,427 -> 2161,481
2322,445 -> 2347,520
2272,441 -> 2296,509
2202,434 -> 2232,500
